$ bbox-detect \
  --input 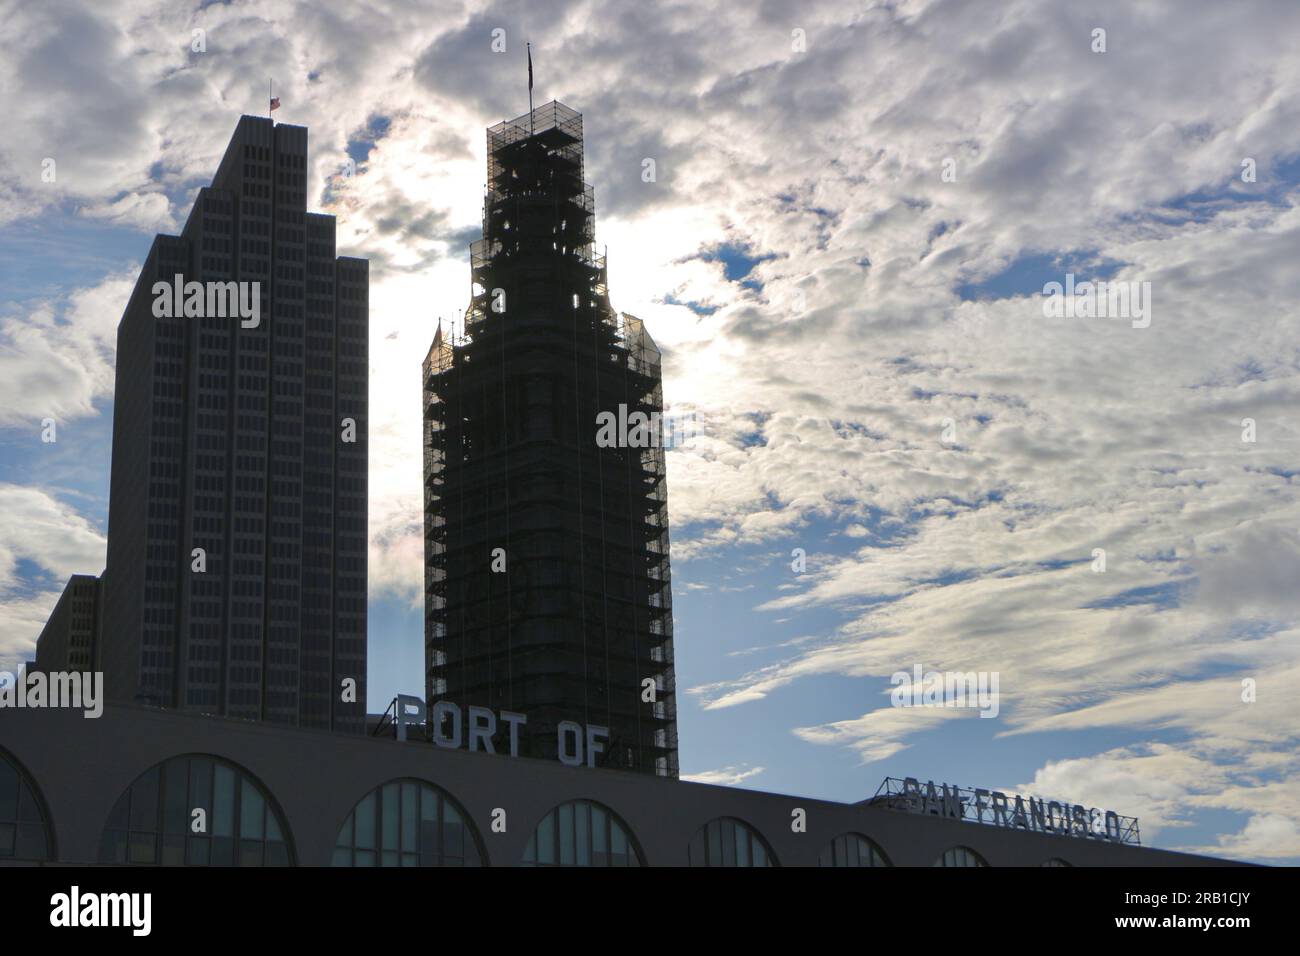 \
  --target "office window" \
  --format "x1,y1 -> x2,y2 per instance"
333,779 -> 482,866
934,846 -> 989,867
1041,857 -> 1072,867
0,749 -> 52,861
687,817 -> 776,867
818,832 -> 891,867
98,755 -> 292,866
522,800 -> 641,866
